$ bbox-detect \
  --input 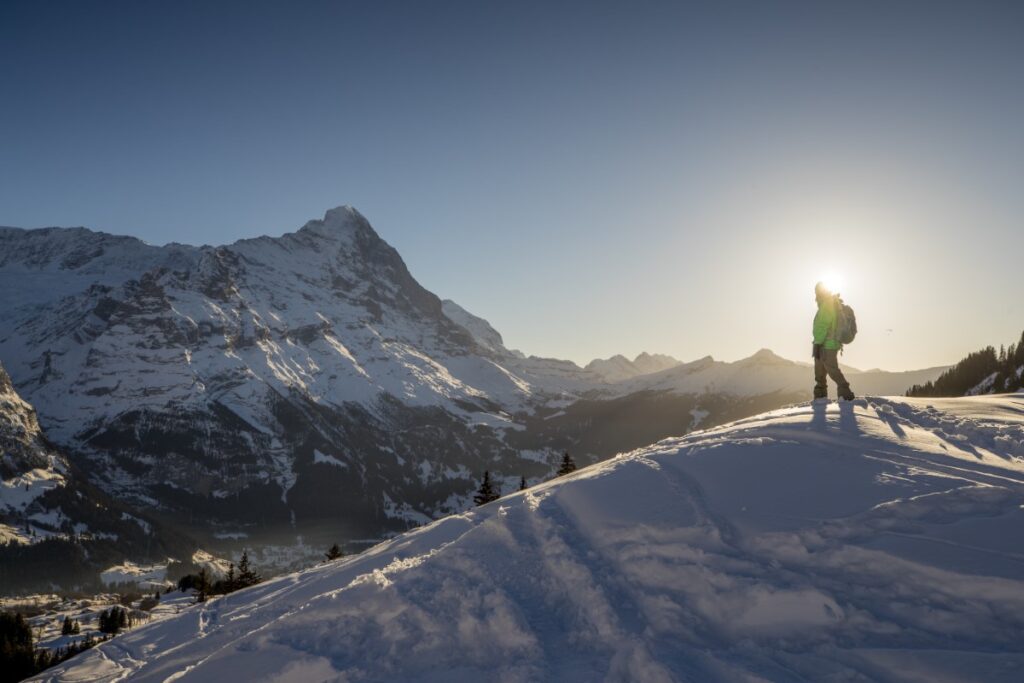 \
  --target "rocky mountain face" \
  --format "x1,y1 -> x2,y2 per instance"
0,207 -> 949,556
1,208 -> 590,548
0,362 -> 56,483
0,362 -> 192,592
